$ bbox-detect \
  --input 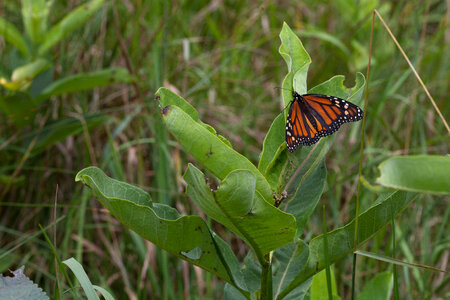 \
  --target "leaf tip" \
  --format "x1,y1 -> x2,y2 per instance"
74,171 -> 84,182
74,166 -> 98,183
